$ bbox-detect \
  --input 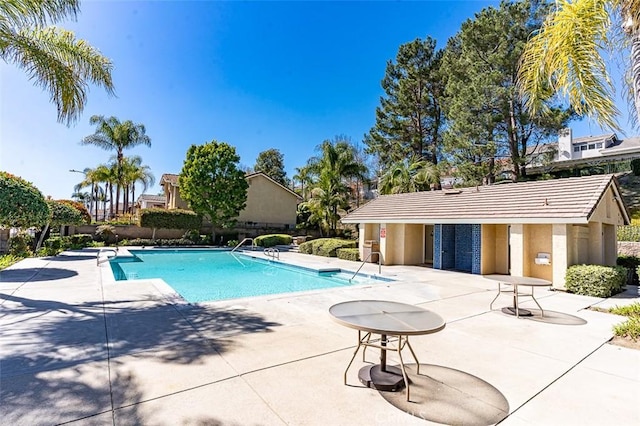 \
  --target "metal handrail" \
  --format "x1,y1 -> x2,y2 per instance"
232,237 -> 255,252
264,247 -> 280,260
97,247 -> 118,265
349,251 -> 382,282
